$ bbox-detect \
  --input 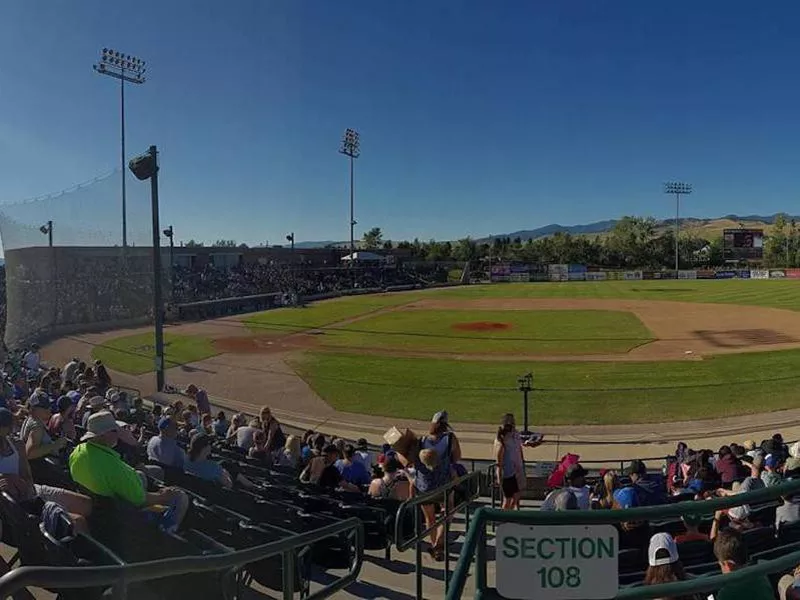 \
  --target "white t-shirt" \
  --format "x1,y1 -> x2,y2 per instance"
541,486 -> 591,511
